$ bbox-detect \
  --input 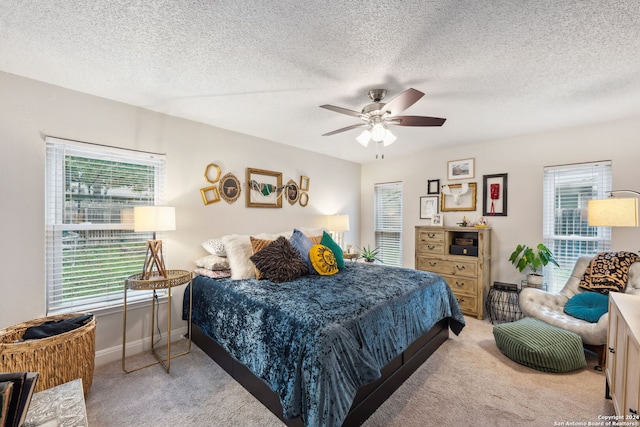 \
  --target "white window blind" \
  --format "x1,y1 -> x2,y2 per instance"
543,161 -> 611,292
374,182 -> 403,266
45,137 -> 167,314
